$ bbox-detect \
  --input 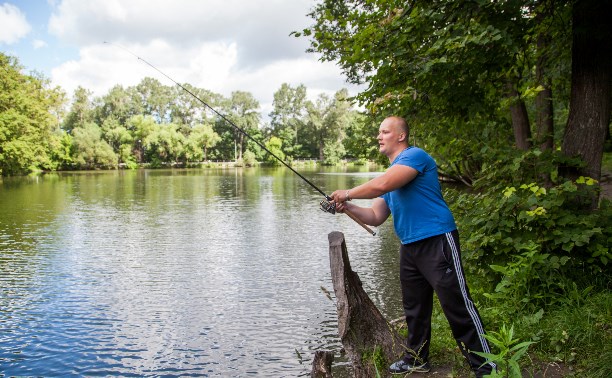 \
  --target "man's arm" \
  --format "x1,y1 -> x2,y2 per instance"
330,164 -> 418,203
335,198 -> 391,227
